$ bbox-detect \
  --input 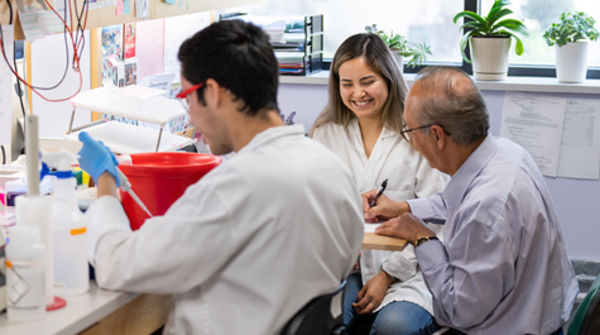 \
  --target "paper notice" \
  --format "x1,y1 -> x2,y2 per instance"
500,92 -> 566,177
